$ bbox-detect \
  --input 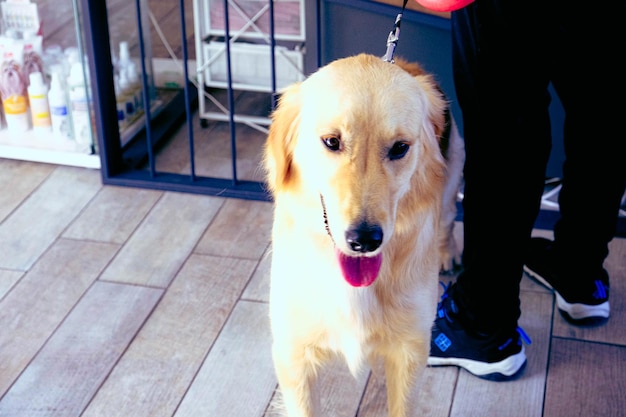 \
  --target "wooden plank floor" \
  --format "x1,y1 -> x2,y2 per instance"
0,153 -> 625,416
